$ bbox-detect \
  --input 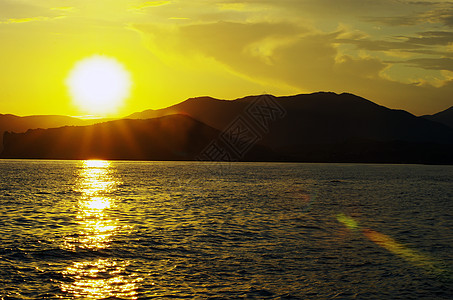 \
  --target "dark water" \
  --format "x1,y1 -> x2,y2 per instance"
0,160 -> 452,299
